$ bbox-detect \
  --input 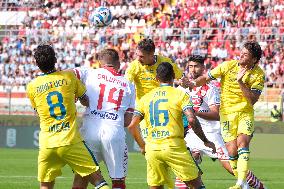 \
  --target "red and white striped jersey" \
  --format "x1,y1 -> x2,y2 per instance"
178,82 -> 221,133
74,67 -> 136,127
